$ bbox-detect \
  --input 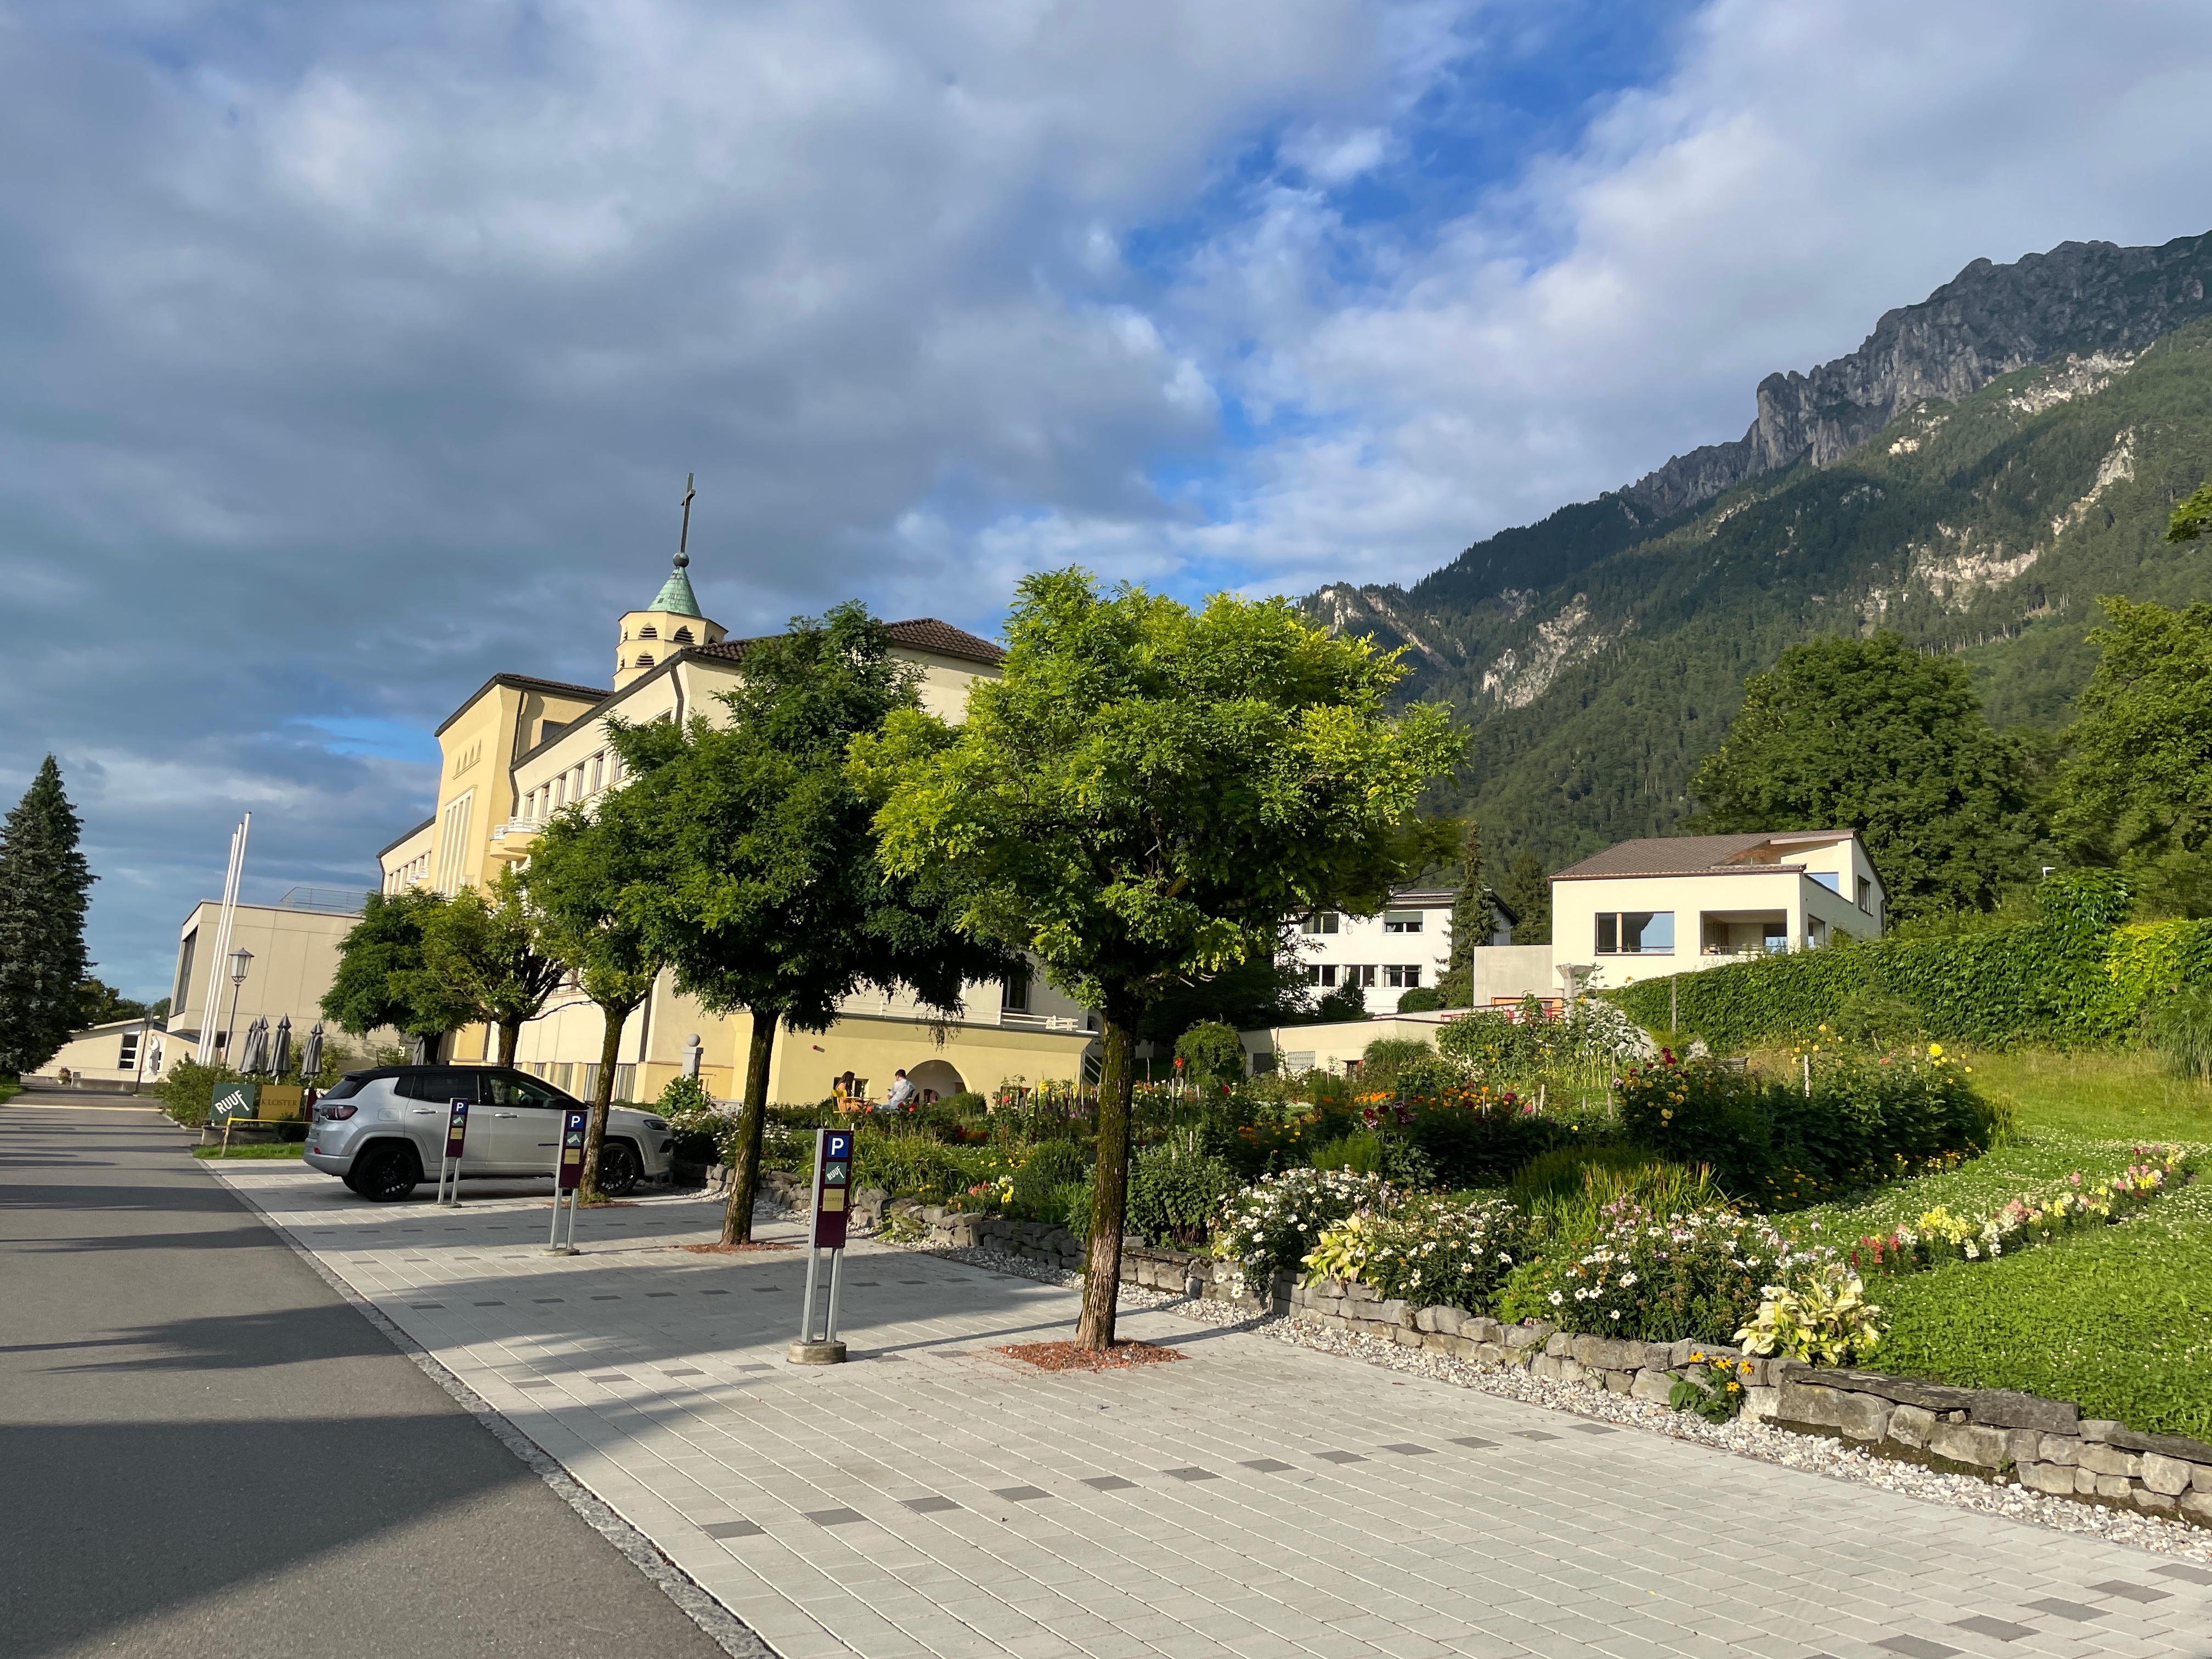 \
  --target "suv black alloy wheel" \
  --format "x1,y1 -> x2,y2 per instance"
598,1141 -> 642,1198
349,1142 -> 421,1202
